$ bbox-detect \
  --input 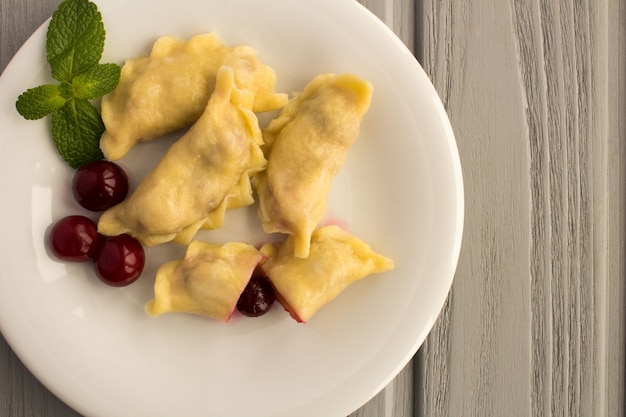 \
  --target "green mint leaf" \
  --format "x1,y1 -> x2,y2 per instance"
17,0 -> 116,169
51,98 -> 104,168
46,0 -> 105,82
15,84 -> 66,120
58,81 -> 75,100
72,63 -> 121,99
